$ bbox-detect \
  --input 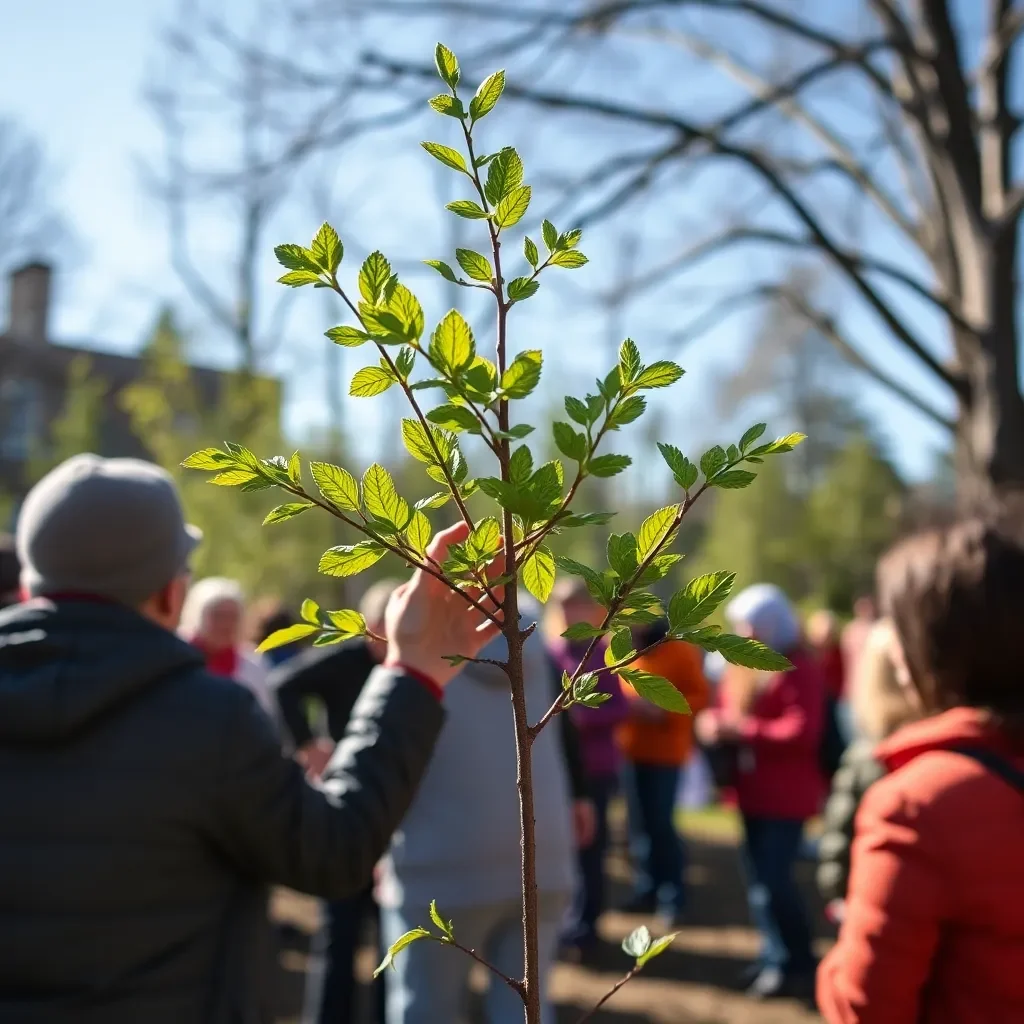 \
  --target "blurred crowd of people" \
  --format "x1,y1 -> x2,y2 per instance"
1,453 -> 1023,1024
